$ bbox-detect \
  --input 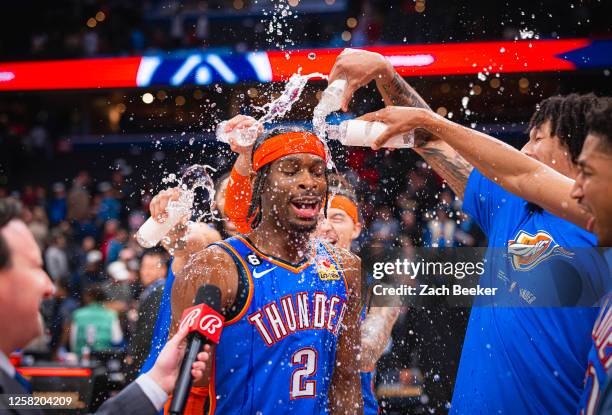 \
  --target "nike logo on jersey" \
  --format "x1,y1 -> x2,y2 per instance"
253,266 -> 278,279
